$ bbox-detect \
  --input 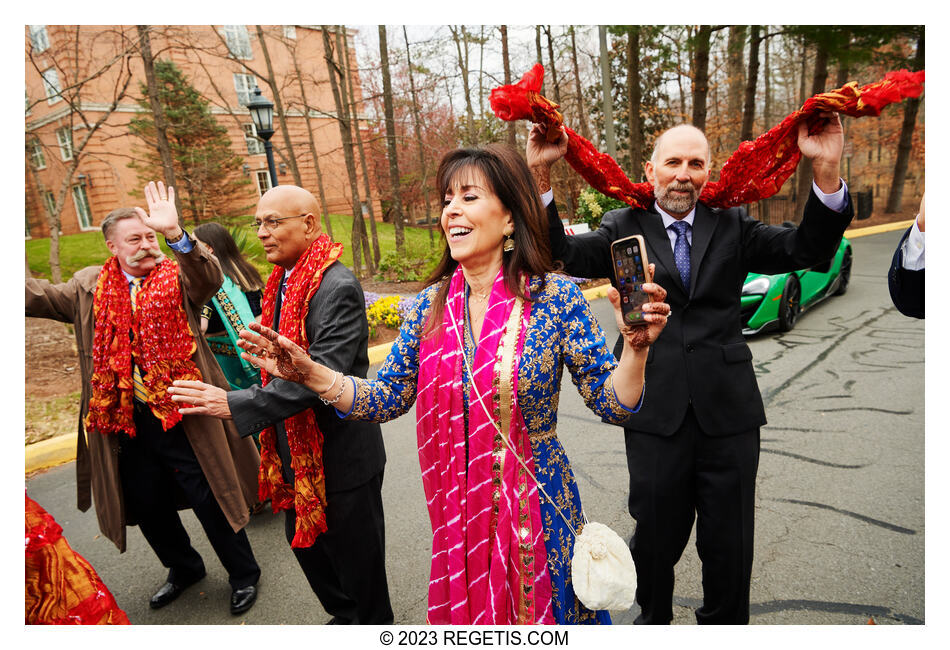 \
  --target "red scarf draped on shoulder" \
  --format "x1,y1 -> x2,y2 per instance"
85,256 -> 200,437
257,234 -> 344,548
490,63 -> 924,209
